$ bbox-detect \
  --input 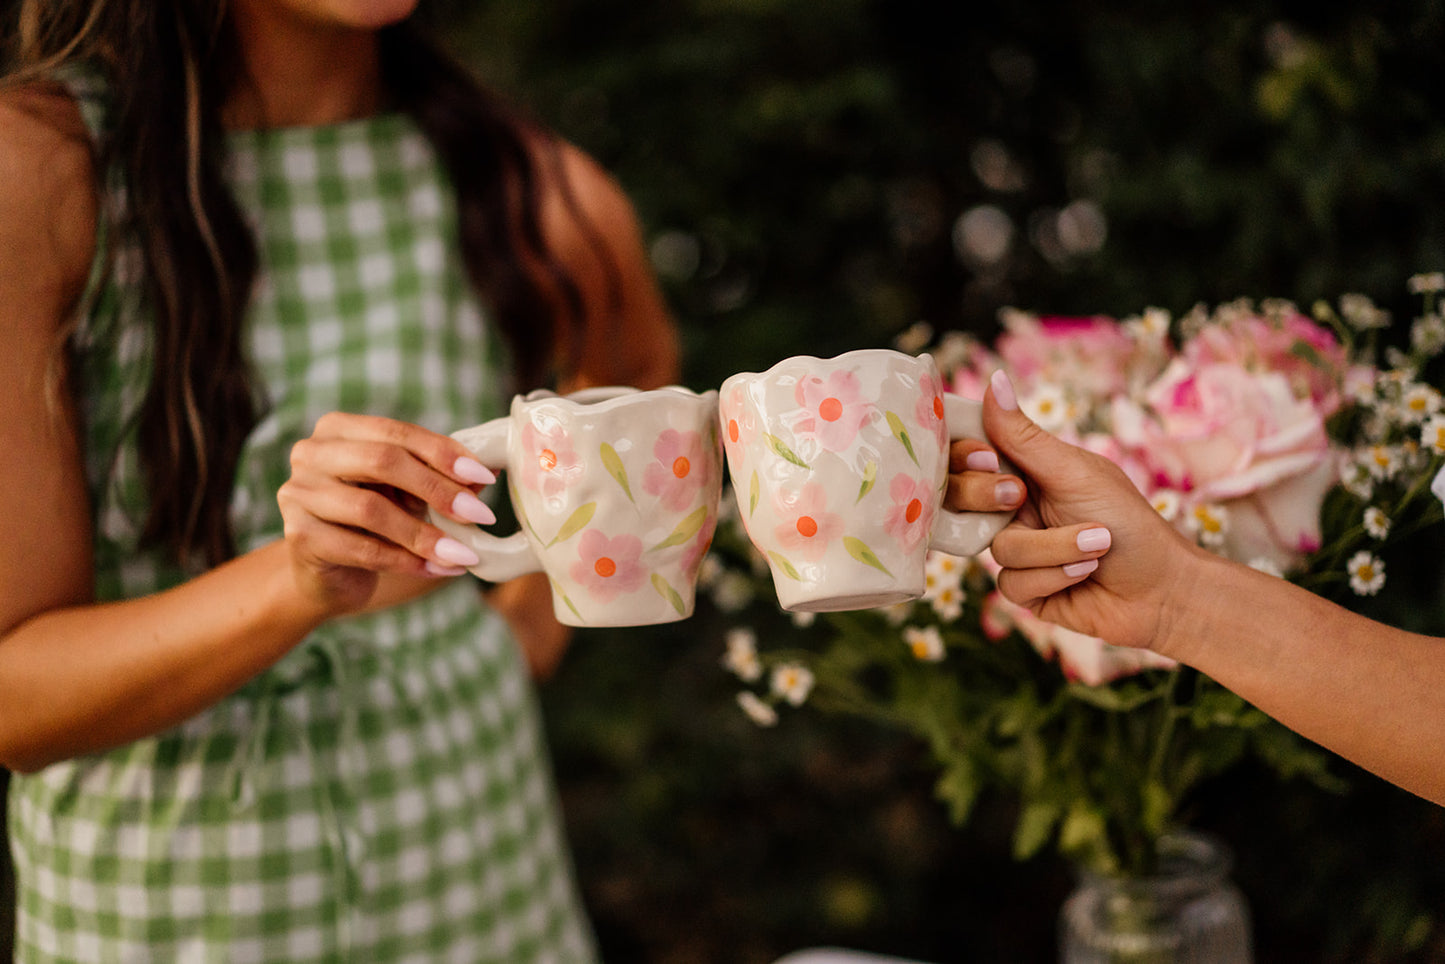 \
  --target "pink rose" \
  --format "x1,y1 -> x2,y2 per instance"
793,370 -> 873,453
1183,310 -> 1346,414
1116,359 -> 1335,569
570,529 -> 646,602
996,313 -> 1136,401
643,429 -> 707,511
